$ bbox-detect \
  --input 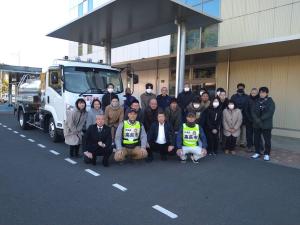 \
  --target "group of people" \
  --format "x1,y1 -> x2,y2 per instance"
63,82 -> 275,167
